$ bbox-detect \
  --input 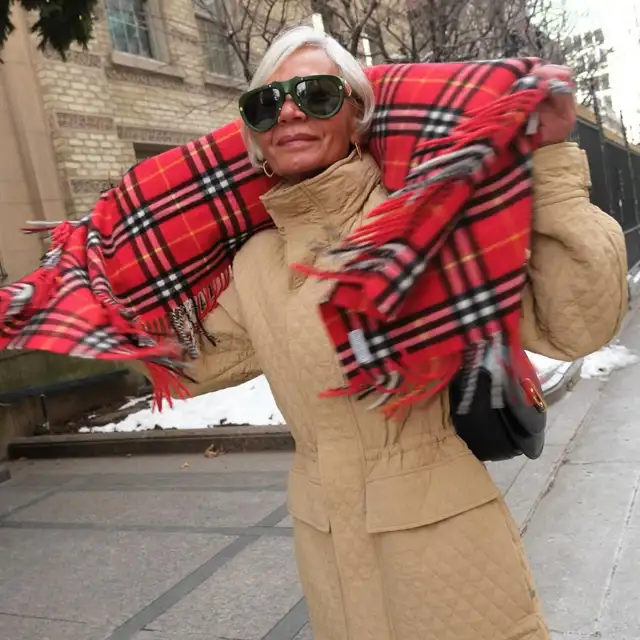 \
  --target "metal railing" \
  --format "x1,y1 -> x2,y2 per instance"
570,115 -> 640,270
